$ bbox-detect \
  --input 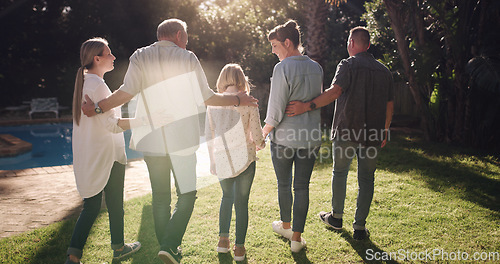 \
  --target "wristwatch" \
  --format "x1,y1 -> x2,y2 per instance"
94,102 -> 103,114
309,101 -> 317,111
